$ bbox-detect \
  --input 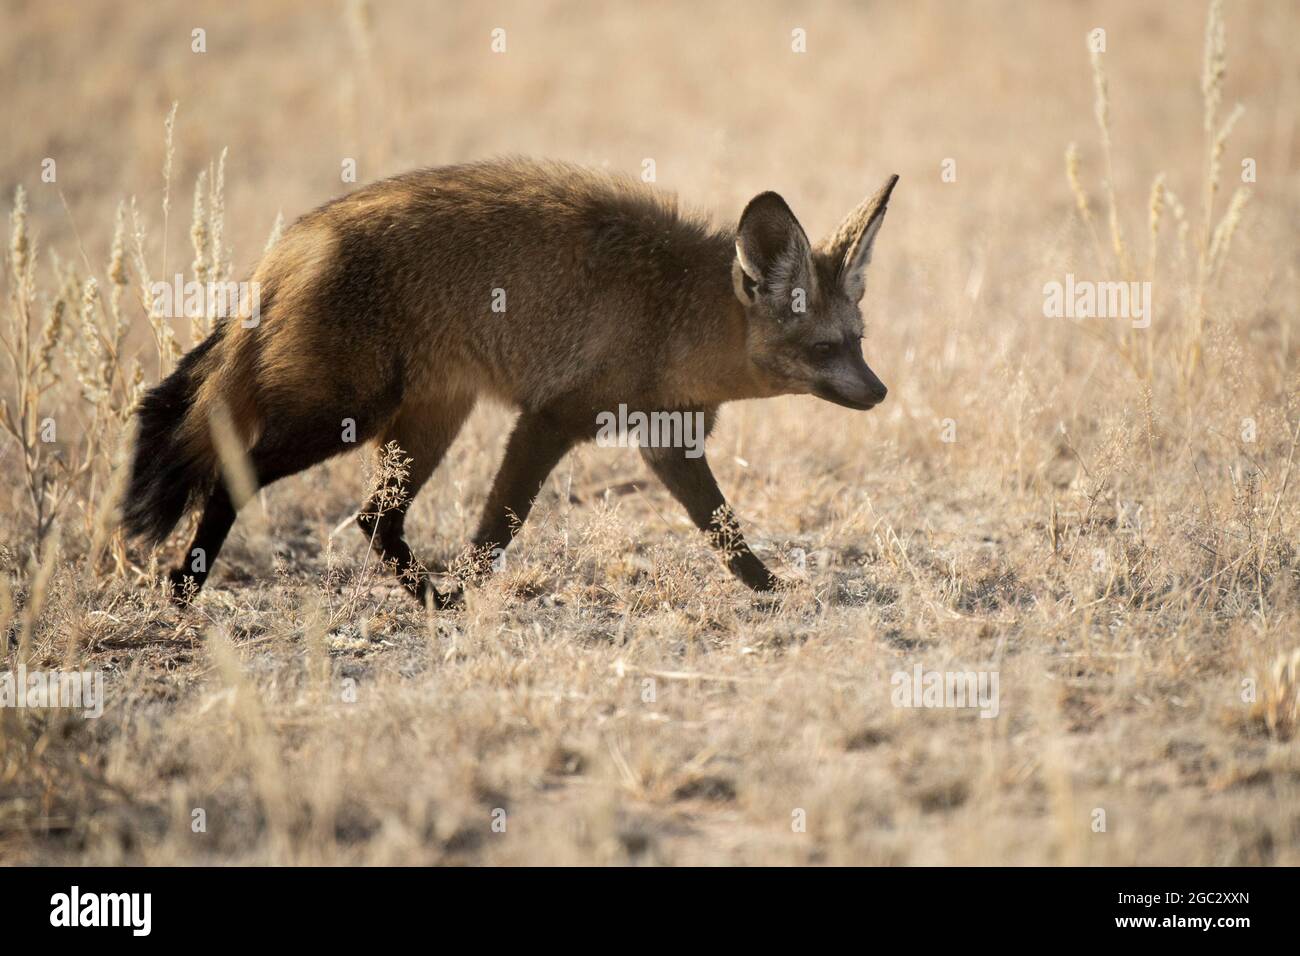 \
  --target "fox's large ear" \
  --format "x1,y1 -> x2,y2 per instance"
821,174 -> 899,302
733,191 -> 815,314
